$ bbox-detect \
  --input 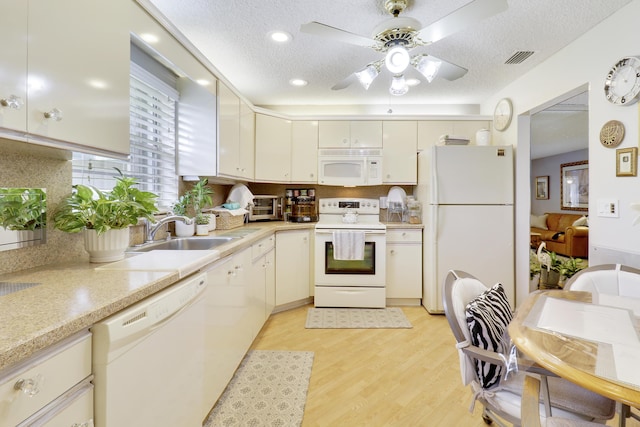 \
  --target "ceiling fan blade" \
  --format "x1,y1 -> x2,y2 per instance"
417,0 -> 508,45
300,22 -> 379,48
331,74 -> 358,90
429,55 -> 468,81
